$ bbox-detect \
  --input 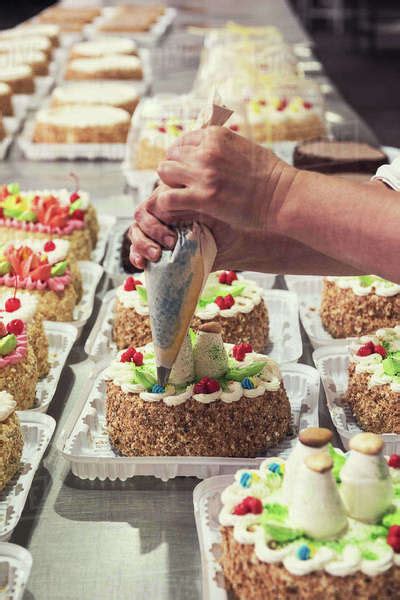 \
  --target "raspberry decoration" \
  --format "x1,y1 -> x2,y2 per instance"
233,496 -> 263,516
388,454 -> 400,469
193,377 -> 220,395
44,240 -> 56,252
0,322 -> 7,337
69,191 -> 80,203
215,294 -> 234,310
158,126 -> 166,133
120,347 -> 144,366
356,340 -> 386,357
5,297 -> 21,312
6,319 -> 24,335
72,209 -> 85,221
387,525 -> 400,553
233,342 -> 253,361
218,271 -> 238,285
124,276 -> 142,292
303,101 -> 313,109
